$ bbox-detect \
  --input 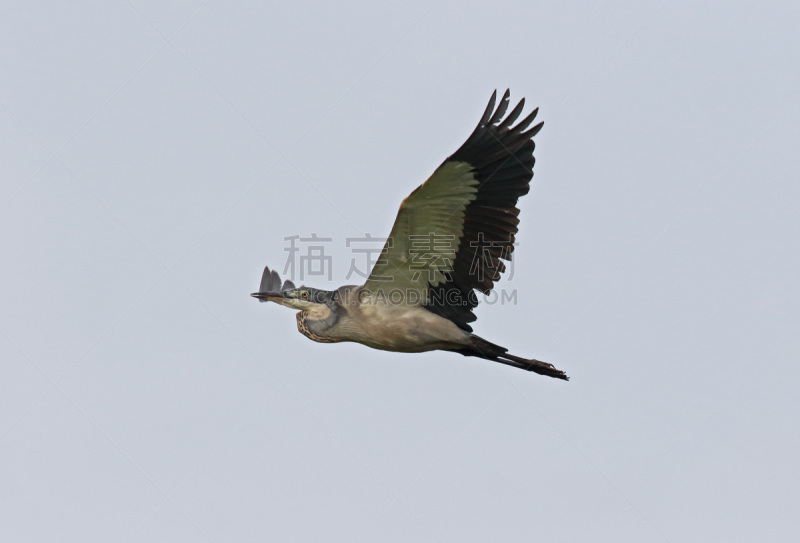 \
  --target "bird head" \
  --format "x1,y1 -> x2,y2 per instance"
251,286 -> 335,311
250,266 -> 335,311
